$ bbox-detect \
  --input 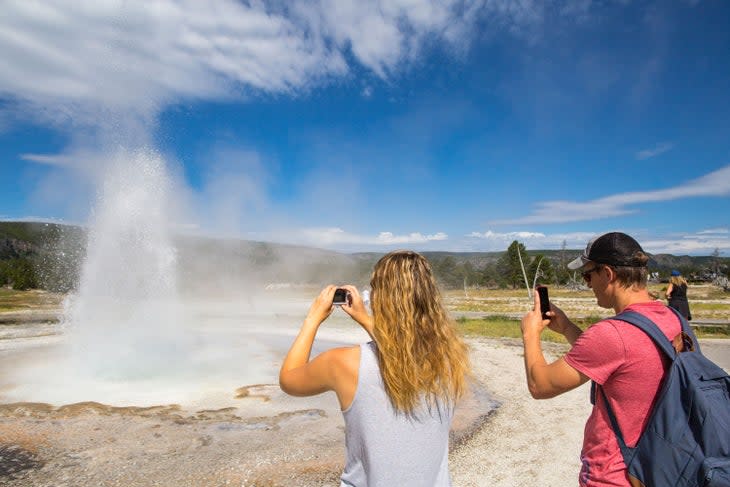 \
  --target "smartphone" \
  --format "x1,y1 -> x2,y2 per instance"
333,288 -> 349,306
536,286 -> 550,319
